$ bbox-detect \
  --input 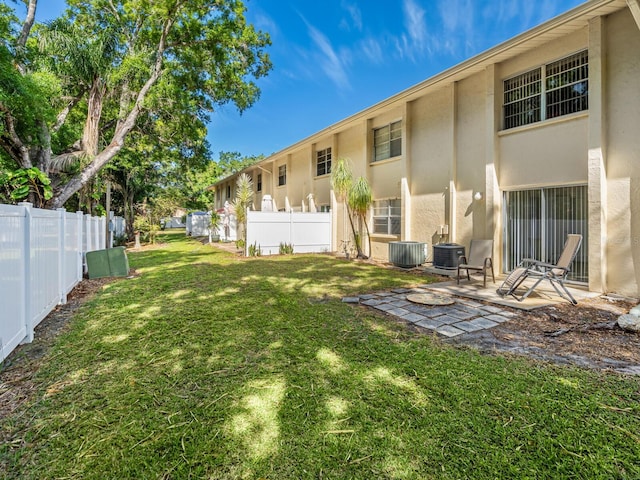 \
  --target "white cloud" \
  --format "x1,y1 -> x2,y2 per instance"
438,0 -> 475,55
359,37 -> 384,64
307,23 -> 351,90
340,0 -> 363,32
253,11 -> 279,38
402,0 -> 428,59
